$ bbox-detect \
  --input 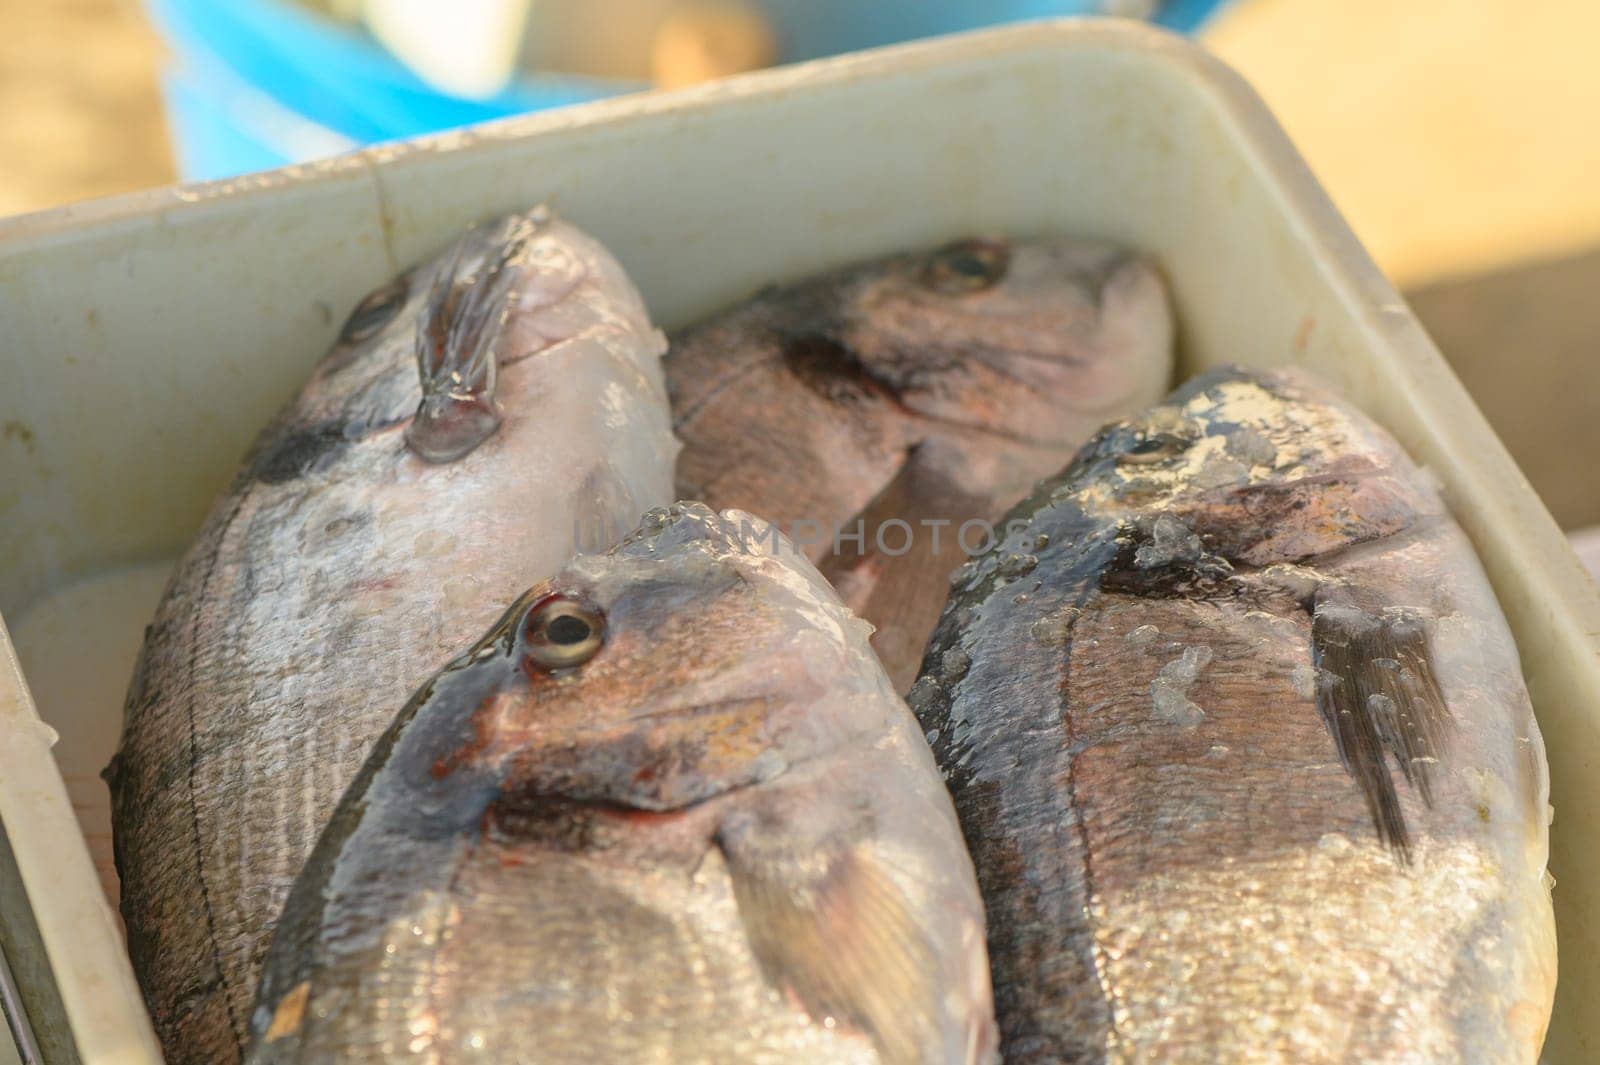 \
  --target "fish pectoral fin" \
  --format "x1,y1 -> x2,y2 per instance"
1311,597 -> 1453,861
100,749 -> 123,789
818,445 -> 989,691
405,214 -> 544,463
716,823 -> 944,1065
